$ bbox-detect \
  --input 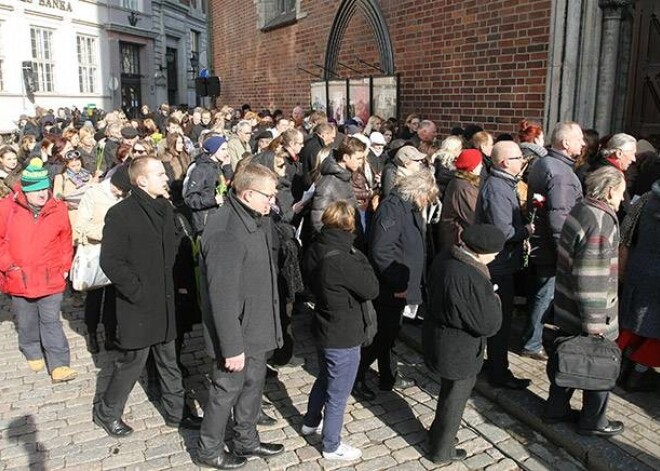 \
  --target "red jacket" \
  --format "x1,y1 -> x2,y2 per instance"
0,191 -> 73,298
